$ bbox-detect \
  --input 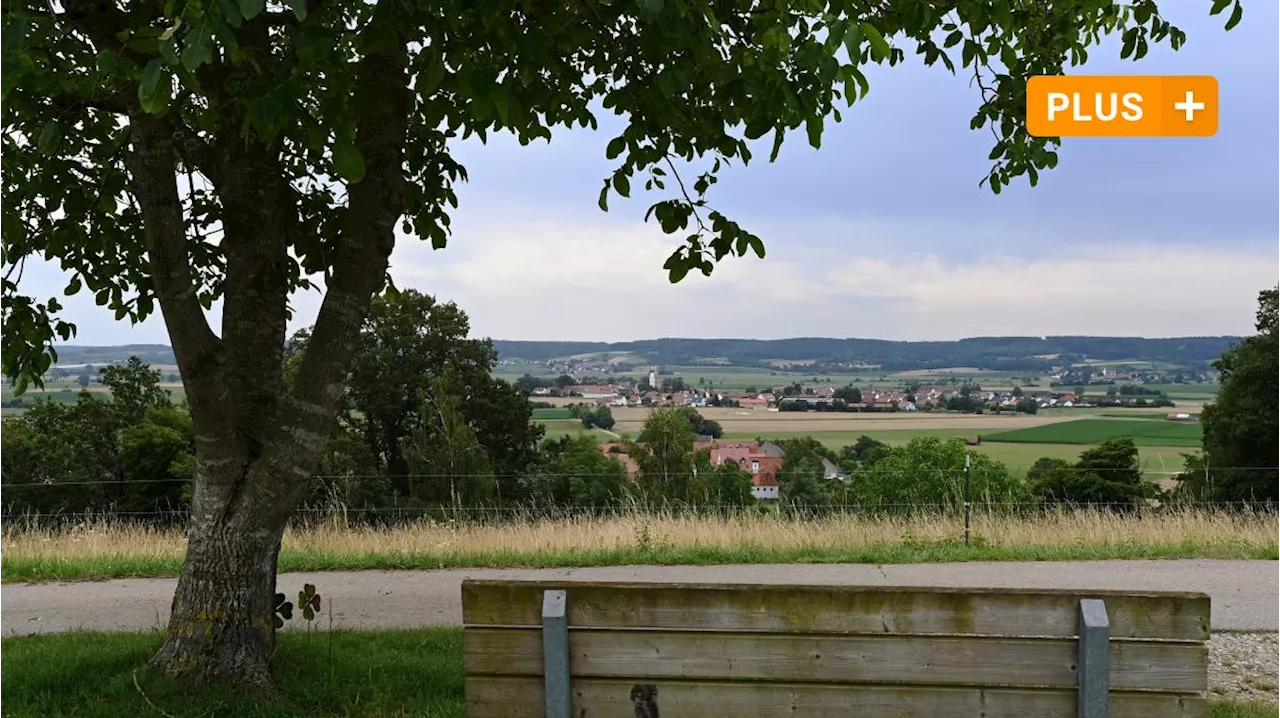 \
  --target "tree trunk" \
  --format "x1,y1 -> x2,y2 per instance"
151,490 -> 285,687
